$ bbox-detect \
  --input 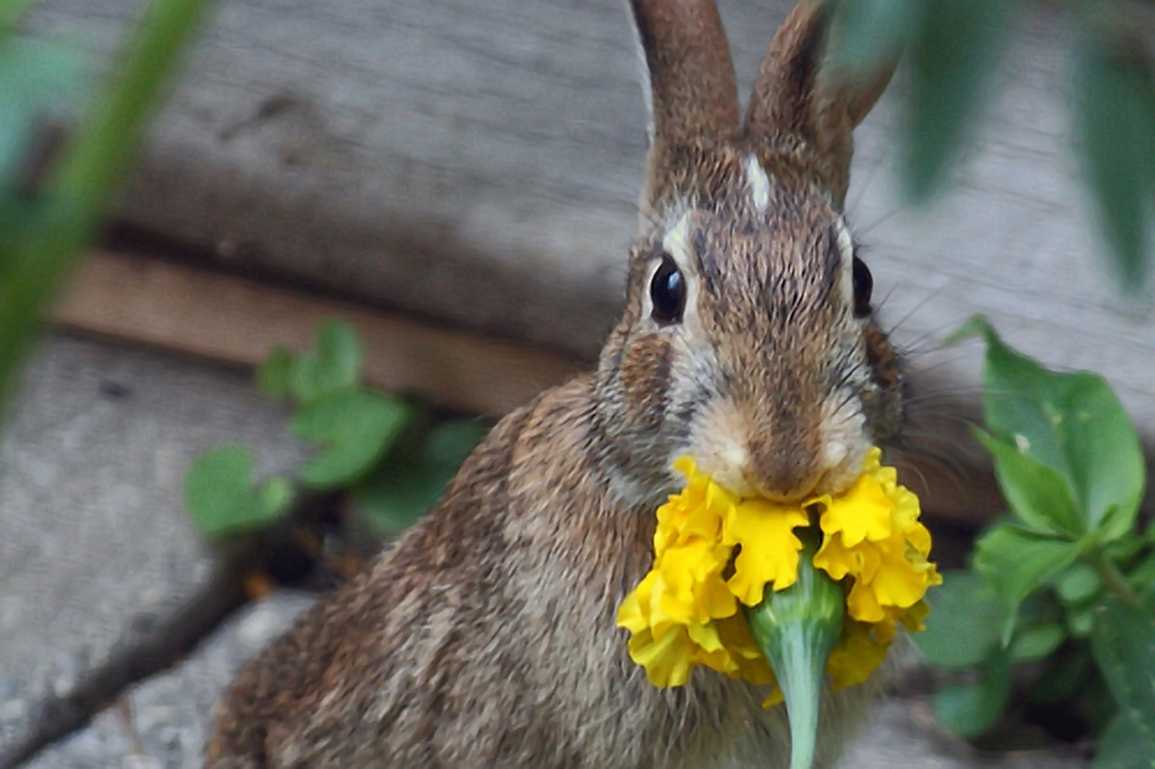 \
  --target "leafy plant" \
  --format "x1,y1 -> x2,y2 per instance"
831,0 -> 1155,289
916,317 -> 1153,764
184,320 -> 490,542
